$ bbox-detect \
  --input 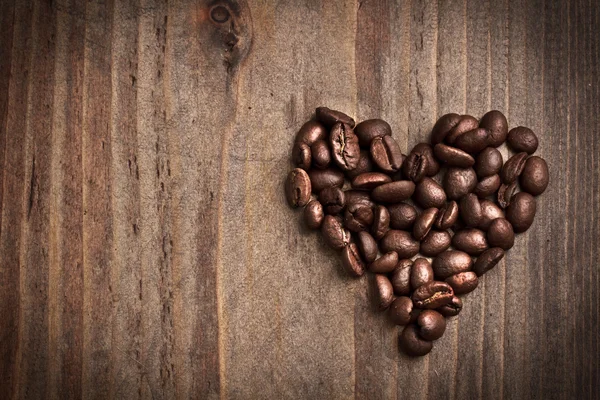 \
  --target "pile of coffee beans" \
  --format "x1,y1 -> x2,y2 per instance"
285,107 -> 549,357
